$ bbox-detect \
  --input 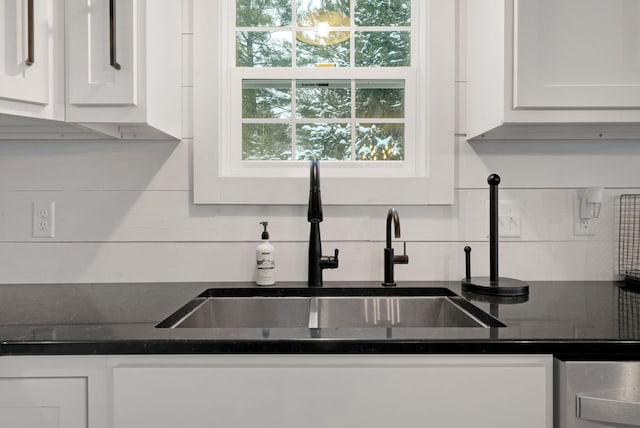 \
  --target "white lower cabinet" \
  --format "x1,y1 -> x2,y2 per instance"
111,355 -> 553,428
0,354 -> 553,428
0,378 -> 86,428
0,356 -> 109,428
